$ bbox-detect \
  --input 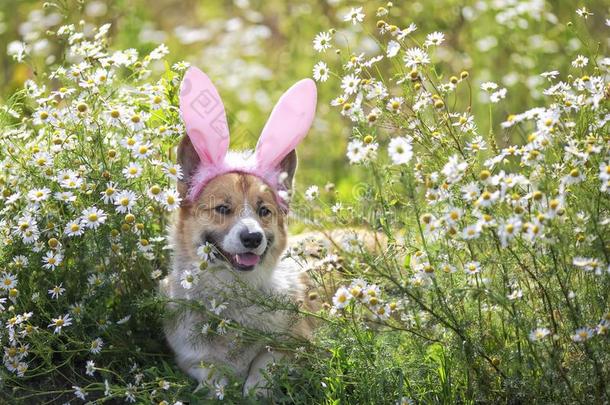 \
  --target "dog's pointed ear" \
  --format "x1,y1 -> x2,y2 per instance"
255,79 -> 316,171
176,135 -> 200,199
179,66 -> 230,167
278,149 -> 298,190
